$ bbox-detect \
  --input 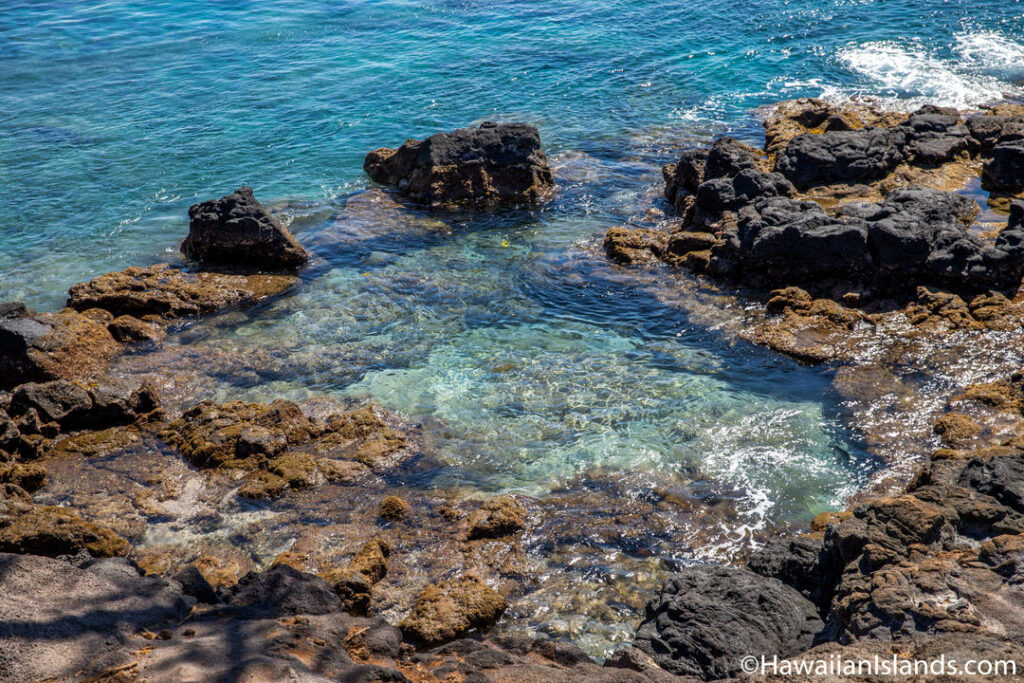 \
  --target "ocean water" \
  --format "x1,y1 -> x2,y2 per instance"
3,1 -> 1024,563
